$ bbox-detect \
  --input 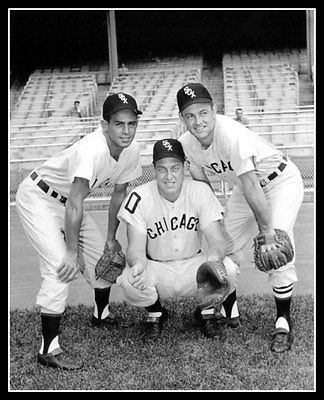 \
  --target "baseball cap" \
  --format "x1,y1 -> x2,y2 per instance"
177,83 -> 213,112
102,92 -> 143,120
153,138 -> 186,164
